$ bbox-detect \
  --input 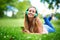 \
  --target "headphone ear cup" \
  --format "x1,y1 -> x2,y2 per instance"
26,11 -> 28,16
34,13 -> 38,18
